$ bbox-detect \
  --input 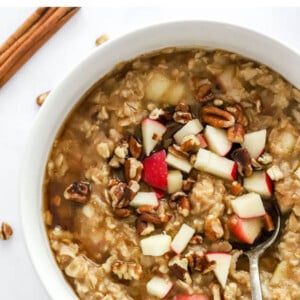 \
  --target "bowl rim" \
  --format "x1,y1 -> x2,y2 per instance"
20,20 -> 300,300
